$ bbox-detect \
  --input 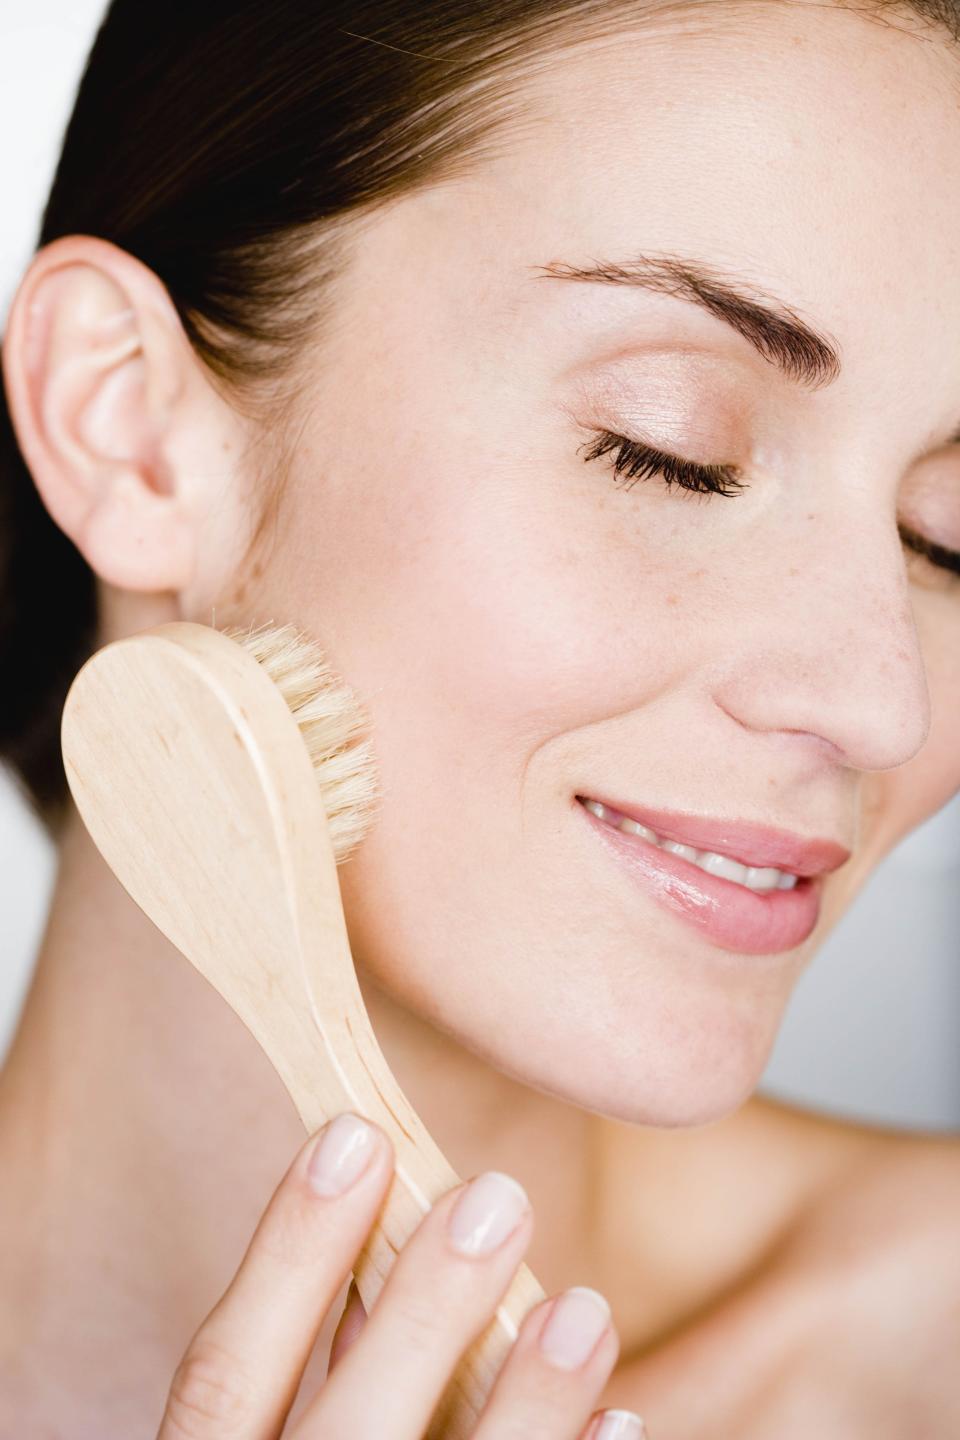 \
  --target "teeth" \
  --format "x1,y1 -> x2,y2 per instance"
697,851 -> 749,885
747,866 -> 787,892
620,816 -> 658,843
581,798 -> 800,892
